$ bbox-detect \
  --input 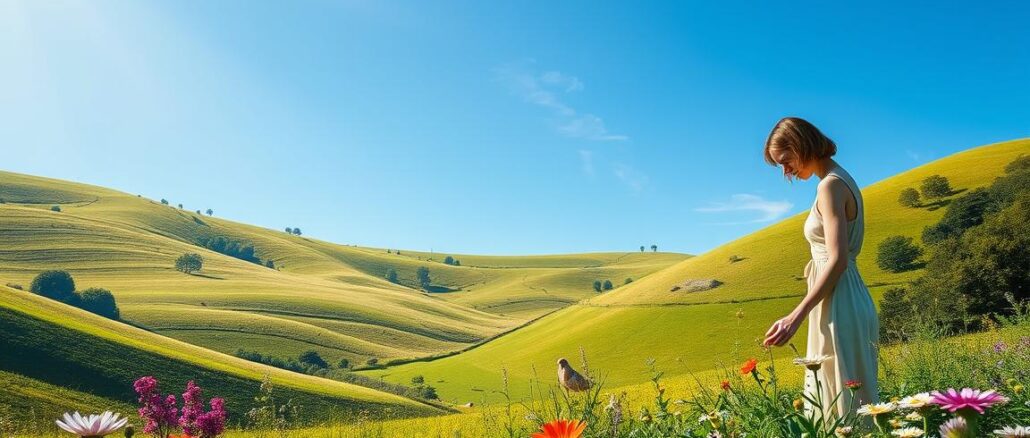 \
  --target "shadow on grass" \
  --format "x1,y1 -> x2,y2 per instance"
424,285 -> 461,293
919,188 -> 968,211
190,272 -> 225,280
